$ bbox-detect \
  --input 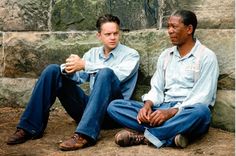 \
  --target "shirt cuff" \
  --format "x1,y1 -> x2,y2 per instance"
60,64 -> 67,75
141,94 -> 157,106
